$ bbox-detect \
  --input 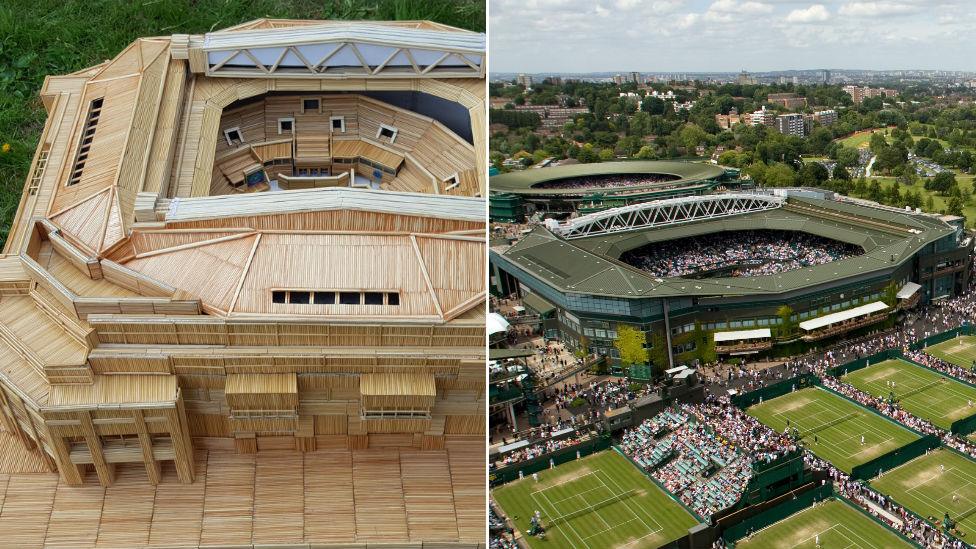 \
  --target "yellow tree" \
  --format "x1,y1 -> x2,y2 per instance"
614,325 -> 649,367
